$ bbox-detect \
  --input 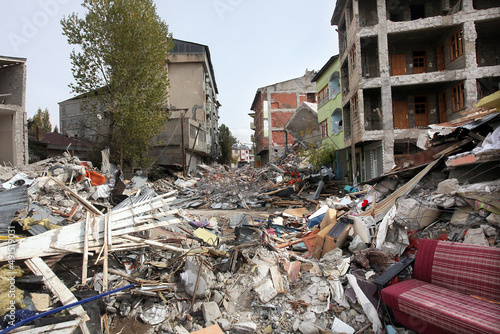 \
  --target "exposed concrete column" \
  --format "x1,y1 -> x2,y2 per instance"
463,20 -> 478,109
377,0 -> 393,130
383,131 -> 395,173
267,90 -> 273,162
463,21 -> 478,71
377,0 -> 395,173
